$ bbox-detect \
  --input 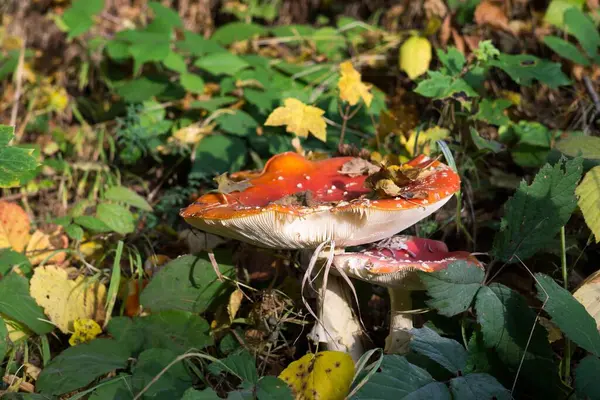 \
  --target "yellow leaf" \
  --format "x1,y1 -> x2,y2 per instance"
337,61 -> 373,108
0,201 -> 31,252
573,270 -> 600,332
68,318 -> 103,346
400,126 -> 450,158
279,351 -> 354,400
576,166 -> 600,242
30,265 -> 107,333
0,314 -> 30,343
399,36 -> 432,80
265,98 -> 327,142
25,228 -> 69,265
228,288 -> 244,322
